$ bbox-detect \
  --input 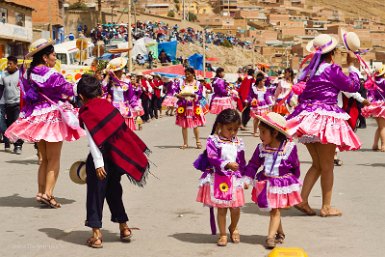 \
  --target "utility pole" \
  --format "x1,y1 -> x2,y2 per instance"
98,0 -> 102,24
182,0 -> 185,21
127,0 -> 133,73
203,29 -> 206,78
48,0 -> 52,40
